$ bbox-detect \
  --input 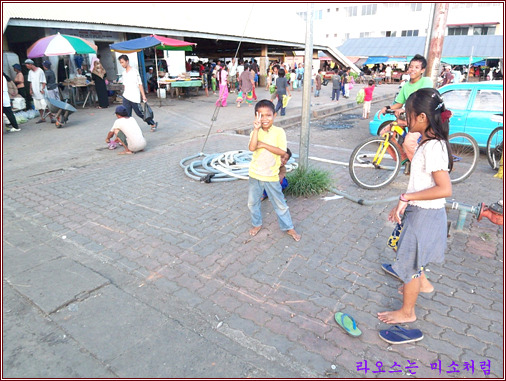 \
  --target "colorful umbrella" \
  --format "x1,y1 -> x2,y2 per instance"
27,33 -> 97,58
